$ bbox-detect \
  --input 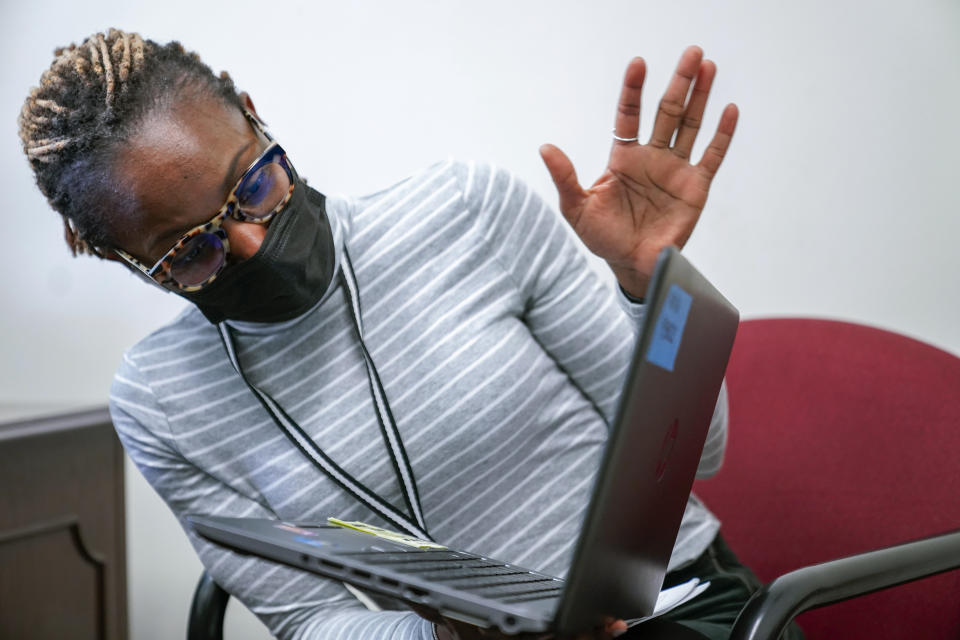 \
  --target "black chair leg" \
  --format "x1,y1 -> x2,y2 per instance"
187,570 -> 230,640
